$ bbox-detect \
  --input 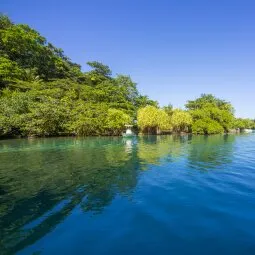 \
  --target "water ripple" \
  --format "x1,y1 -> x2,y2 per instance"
0,134 -> 255,254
